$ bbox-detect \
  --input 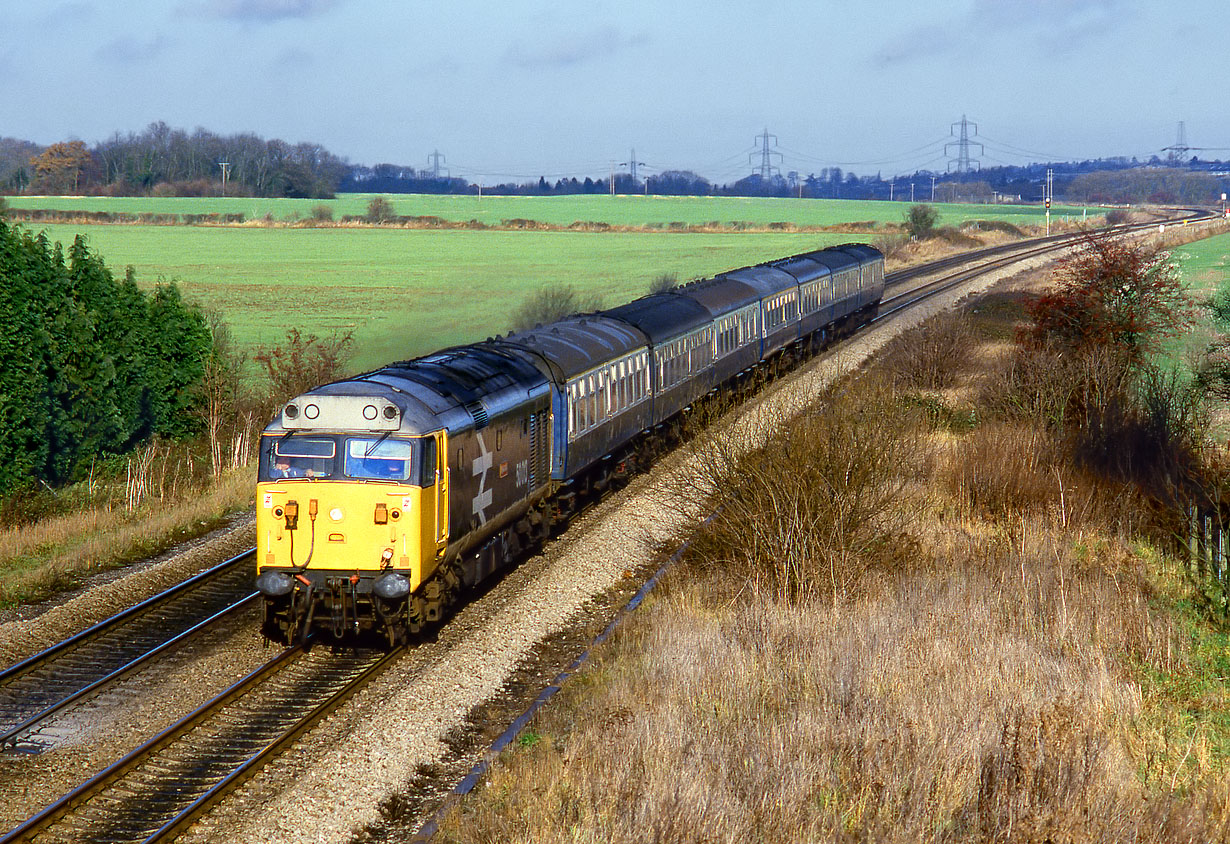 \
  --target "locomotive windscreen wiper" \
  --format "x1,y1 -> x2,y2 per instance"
364,430 -> 392,457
